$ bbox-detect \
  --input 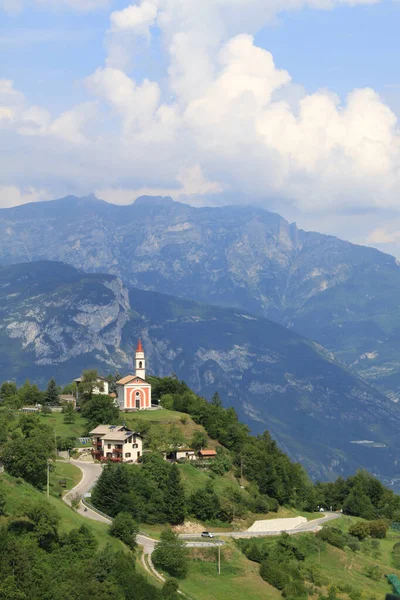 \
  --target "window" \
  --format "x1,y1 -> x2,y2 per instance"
133,443 -> 138,448
137,451 -> 141,458
135,391 -> 140,396
125,453 -> 131,458
107,444 -> 111,449
139,361 -> 143,368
